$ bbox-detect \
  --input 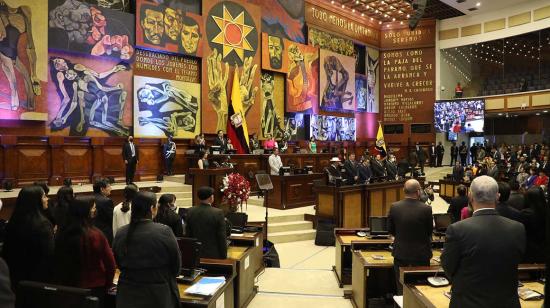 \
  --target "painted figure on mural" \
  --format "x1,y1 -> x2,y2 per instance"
286,43 -> 316,112
321,55 -> 353,110
163,6 -> 182,43
49,57 -> 129,136
140,4 -> 165,45
136,81 -> 198,137
267,35 -> 283,70
367,52 -> 379,113
82,0 -> 129,11
180,16 -> 200,55
260,72 -> 283,139
356,75 -> 367,111
0,0 -> 41,111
